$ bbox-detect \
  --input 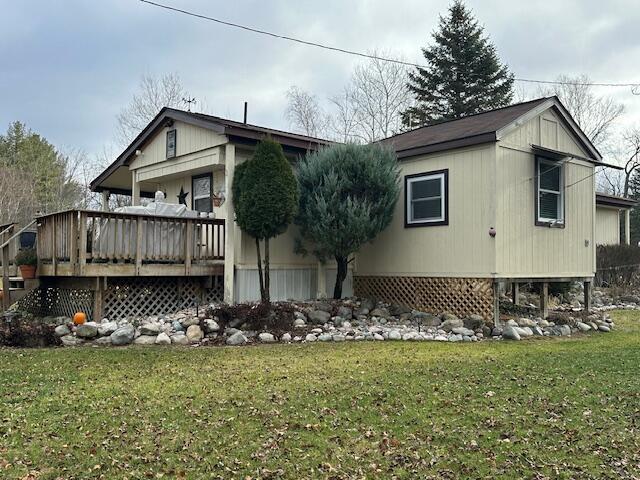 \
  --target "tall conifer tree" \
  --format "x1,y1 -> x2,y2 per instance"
403,0 -> 514,127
